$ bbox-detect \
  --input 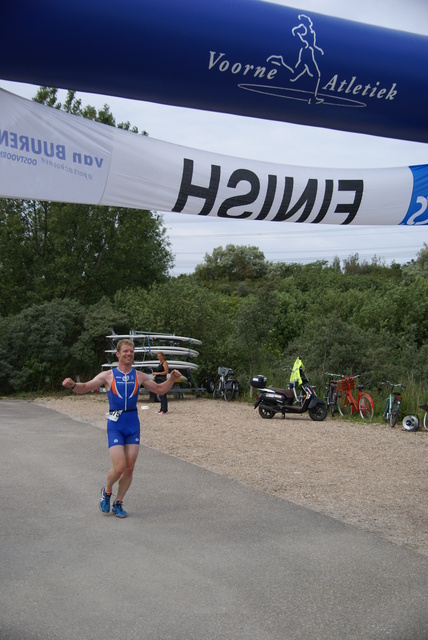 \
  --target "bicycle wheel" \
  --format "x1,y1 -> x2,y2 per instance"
338,393 -> 352,417
389,399 -> 399,427
212,380 -> 222,399
205,378 -> 215,394
382,398 -> 390,422
424,412 -> 428,431
359,394 -> 374,422
329,388 -> 338,417
224,383 -> 234,402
